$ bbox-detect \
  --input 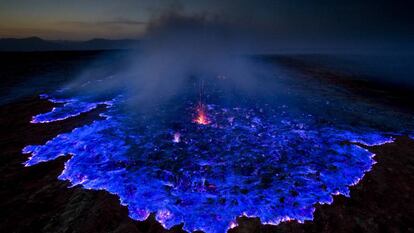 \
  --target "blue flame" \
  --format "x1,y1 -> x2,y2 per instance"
31,95 -> 113,123
22,94 -> 397,233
